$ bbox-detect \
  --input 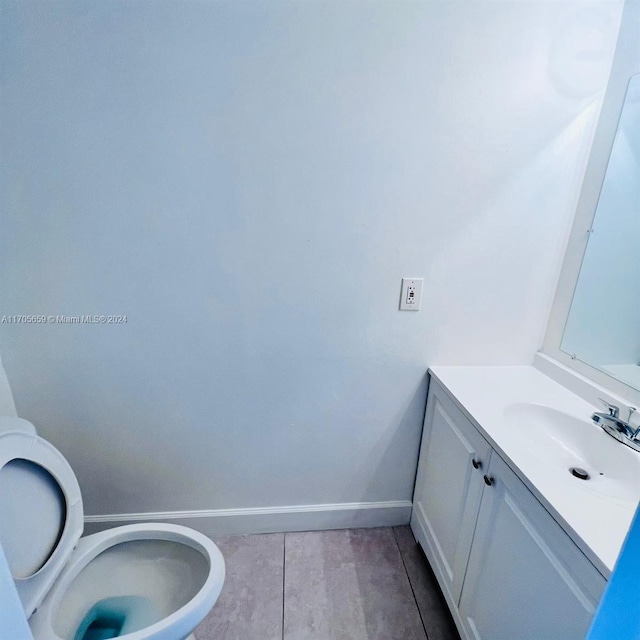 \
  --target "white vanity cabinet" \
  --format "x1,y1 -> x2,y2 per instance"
411,379 -> 606,640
